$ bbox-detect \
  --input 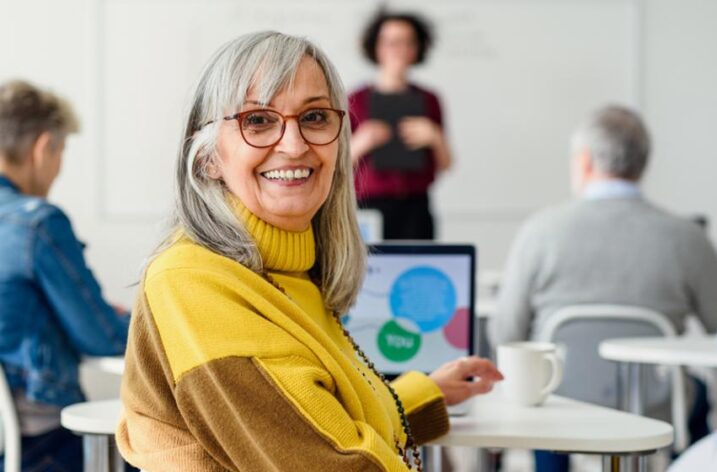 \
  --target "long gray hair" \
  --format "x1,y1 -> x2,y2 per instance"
161,31 -> 366,314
